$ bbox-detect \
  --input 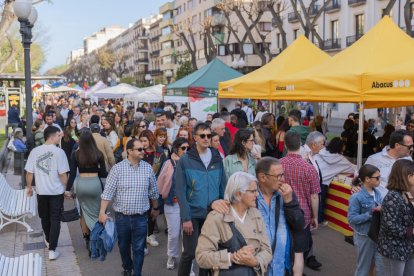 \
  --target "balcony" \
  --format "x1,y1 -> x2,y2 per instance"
151,50 -> 160,57
212,13 -> 226,26
325,1 -> 341,13
323,38 -> 341,50
309,5 -> 320,17
135,58 -> 149,64
348,0 -> 366,7
288,12 -> 301,23
346,34 -> 363,46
